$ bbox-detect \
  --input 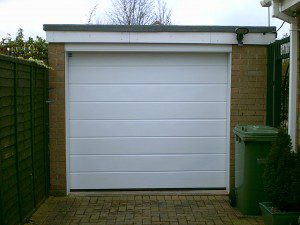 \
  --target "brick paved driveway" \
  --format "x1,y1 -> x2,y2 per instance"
26,192 -> 263,225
